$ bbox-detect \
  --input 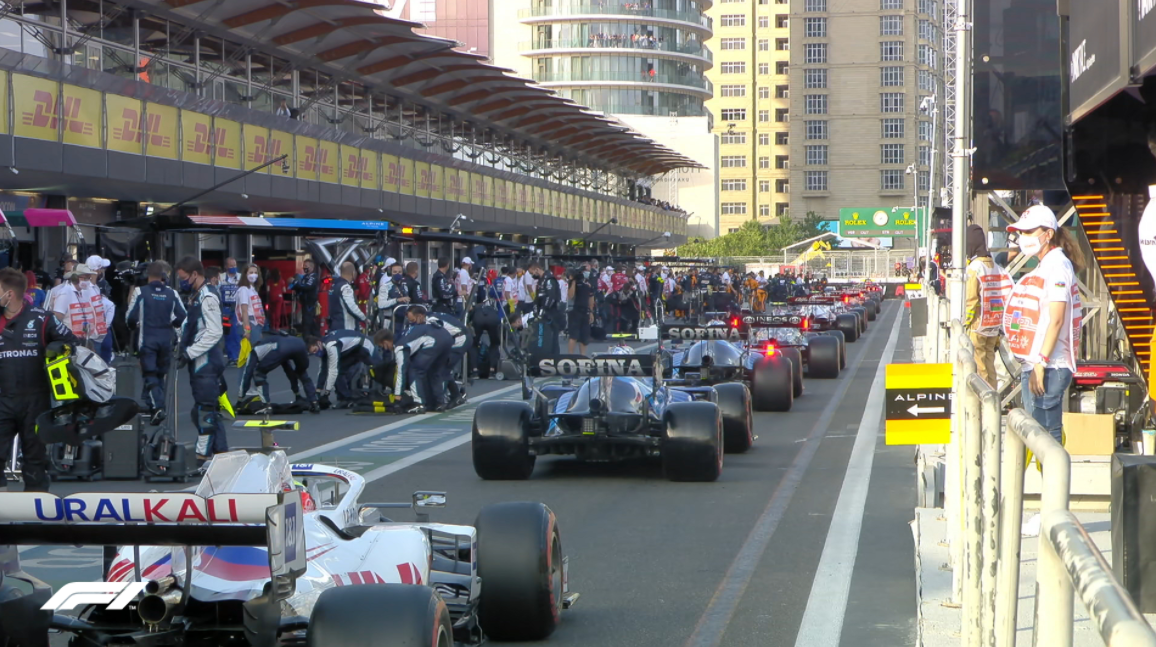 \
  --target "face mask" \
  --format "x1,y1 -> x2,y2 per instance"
79,280 -> 93,291
247,273 -> 259,282
179,278 -> 193,293
391,274 -> 403,283
1018,233 -> 1043,256
227,267 -> 238,275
